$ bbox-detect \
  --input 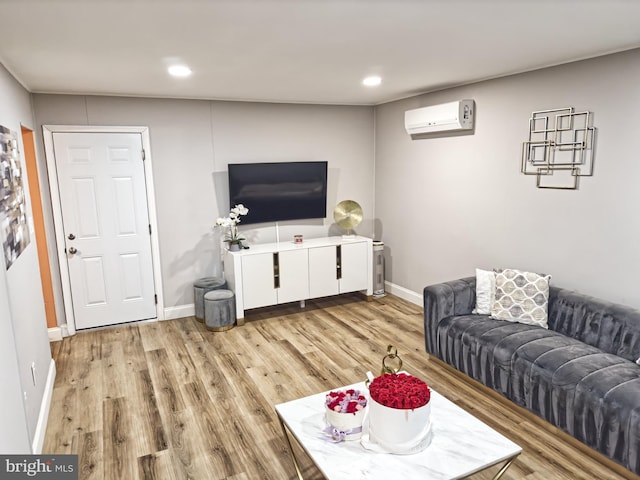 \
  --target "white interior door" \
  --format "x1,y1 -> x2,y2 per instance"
52,132 -> 156,329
